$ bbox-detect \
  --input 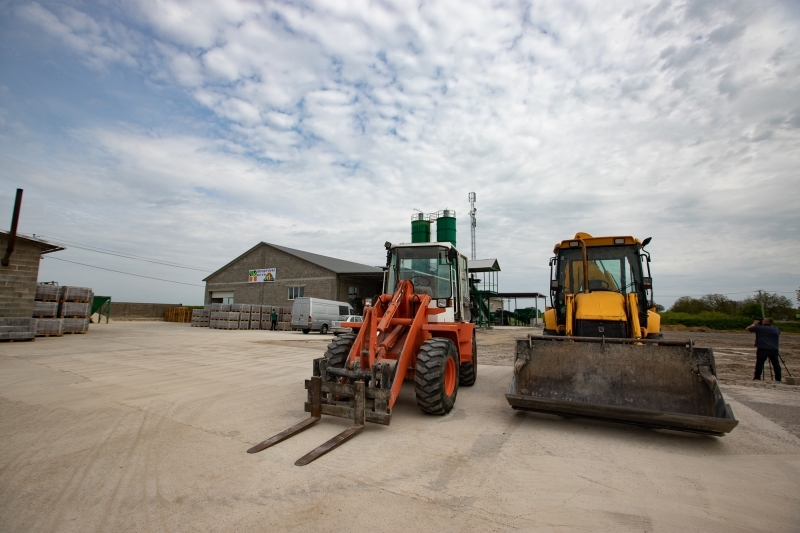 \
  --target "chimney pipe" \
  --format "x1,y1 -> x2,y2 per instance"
1,189 -> 24,267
